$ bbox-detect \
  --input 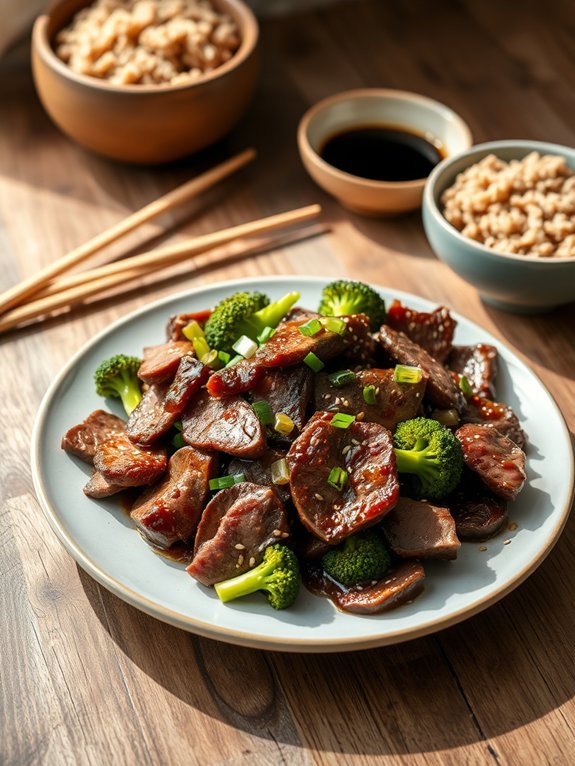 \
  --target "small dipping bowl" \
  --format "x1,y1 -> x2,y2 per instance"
297,88 -> 472,216
423,140 -> 575,314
